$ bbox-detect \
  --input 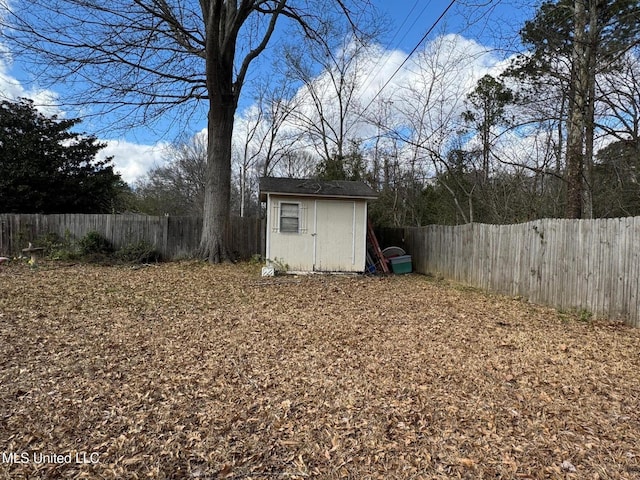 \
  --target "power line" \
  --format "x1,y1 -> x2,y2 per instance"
358,1 -> 426,97
395,1 -> 436,50
387,0 -> 424,50
358,0 -> 457,121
